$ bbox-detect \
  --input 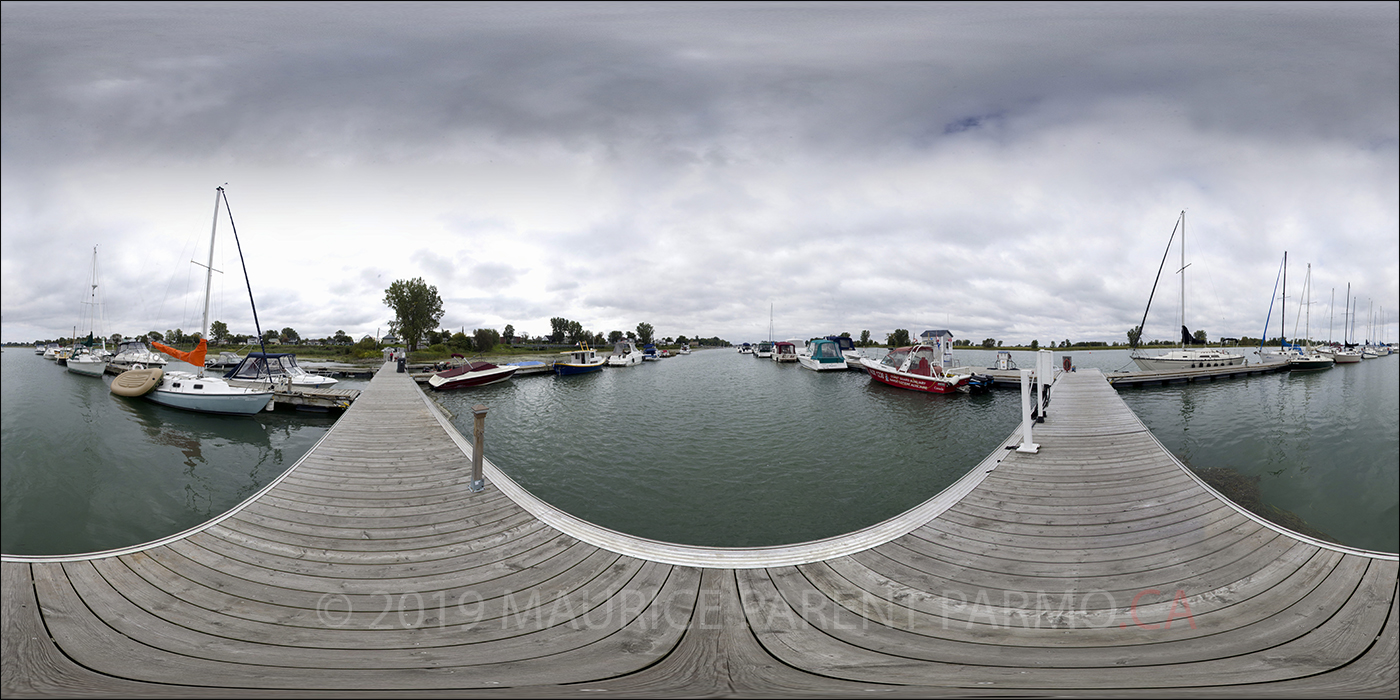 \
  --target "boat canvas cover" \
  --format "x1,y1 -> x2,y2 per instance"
223,352 -> 302,381
152,338 -> 207,367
